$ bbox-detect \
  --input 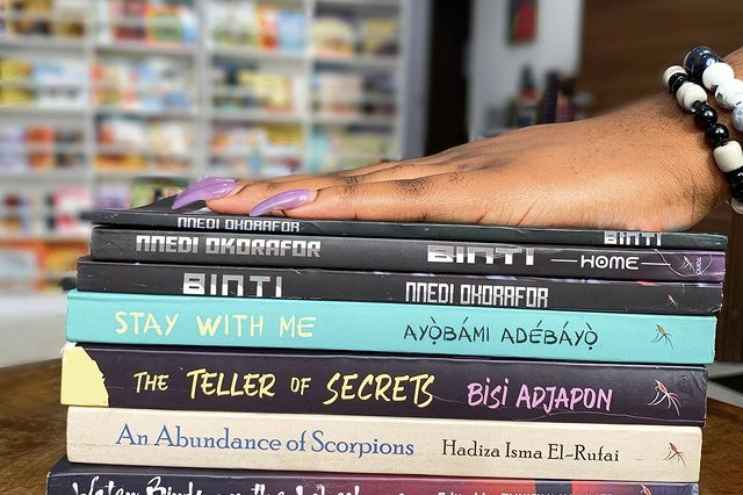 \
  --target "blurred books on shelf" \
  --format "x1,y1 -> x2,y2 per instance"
96,0 -> 198,47
0,0 -> 87,43
95,116 -> 193,173
312,9 -> 398,58
0,124 -> 85,173
210,123 -> 303,178
0,55 -> 87,110
211,61 -> 305,115
0,188 -> 91,239
0,186 -> 90,292
0,0 -> 405,179
92,56 -> 195,112
208,0 -> 306,54
0,0 -> 412,292
309,126 -> 390,172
